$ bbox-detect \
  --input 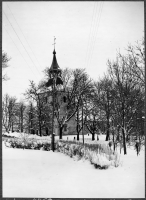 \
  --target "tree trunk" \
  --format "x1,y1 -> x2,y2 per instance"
92,133 -> 95,141
39,122 -> 42,137
120,143 -> 122,154
8,117 -> 11,132
46,127 -> 48,135
122,129 -> 127,154
82,106 -> 84,144
122,102 -> 127,155
5,127 -> 8,132
21,117 -> 23,132
76,124 -> 80,141
77,131 -> 80,140
113,133 -> 116,151
105,115 -> 110,141
76,109 -> 80,141
106,92 -> 110,141
20,122 -> 23,133
20,107 -> 23,133
117,127 -> 120,141
59,126 -> 63,139
114,142 -> 116,151
11,122 -> 14,132
105,129 -> 110,141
